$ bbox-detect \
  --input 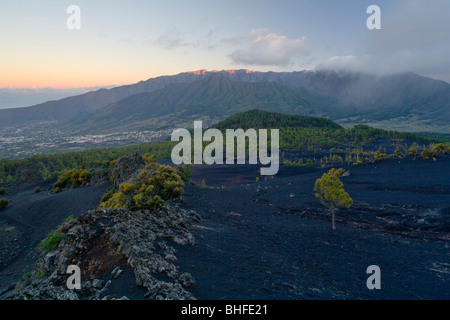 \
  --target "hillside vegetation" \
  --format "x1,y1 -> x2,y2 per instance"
0,141 -> 175,184
69,74 -> 317,133
1,110 -> 448,185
